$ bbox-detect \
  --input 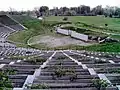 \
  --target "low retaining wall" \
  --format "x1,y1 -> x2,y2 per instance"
71,31 -> 88,41
56,28 -> 69,35
56,28 -> 88,41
